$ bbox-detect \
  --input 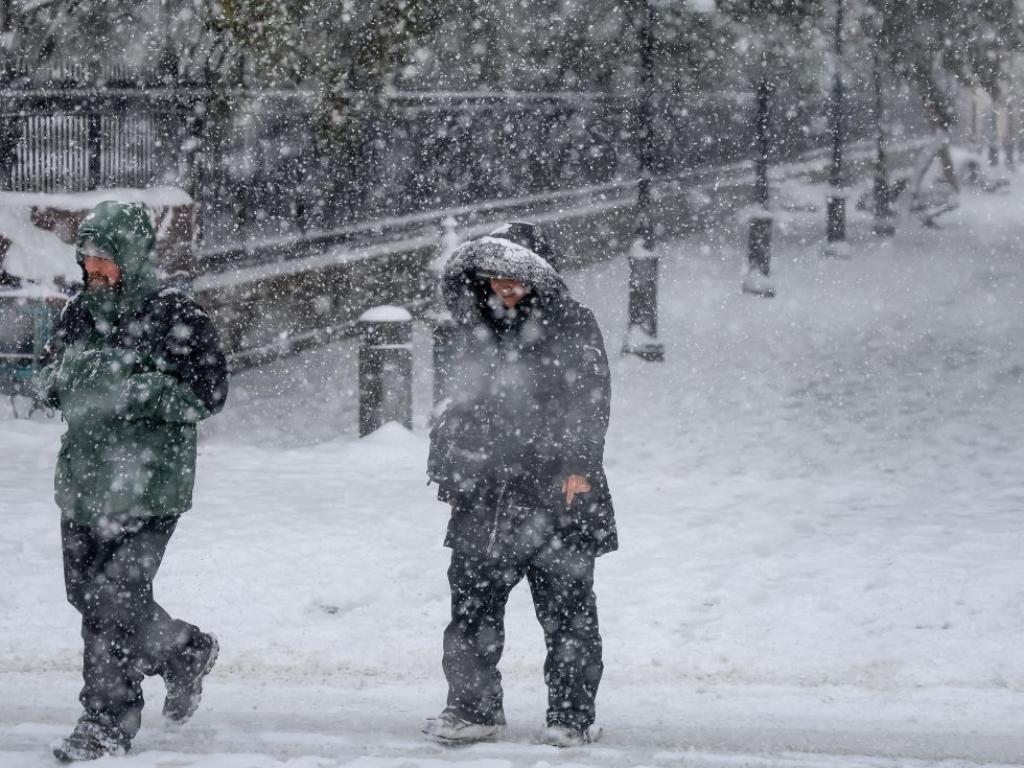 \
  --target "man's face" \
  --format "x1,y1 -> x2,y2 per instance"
489,277 -> 528,309
83,255 -> 121,290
